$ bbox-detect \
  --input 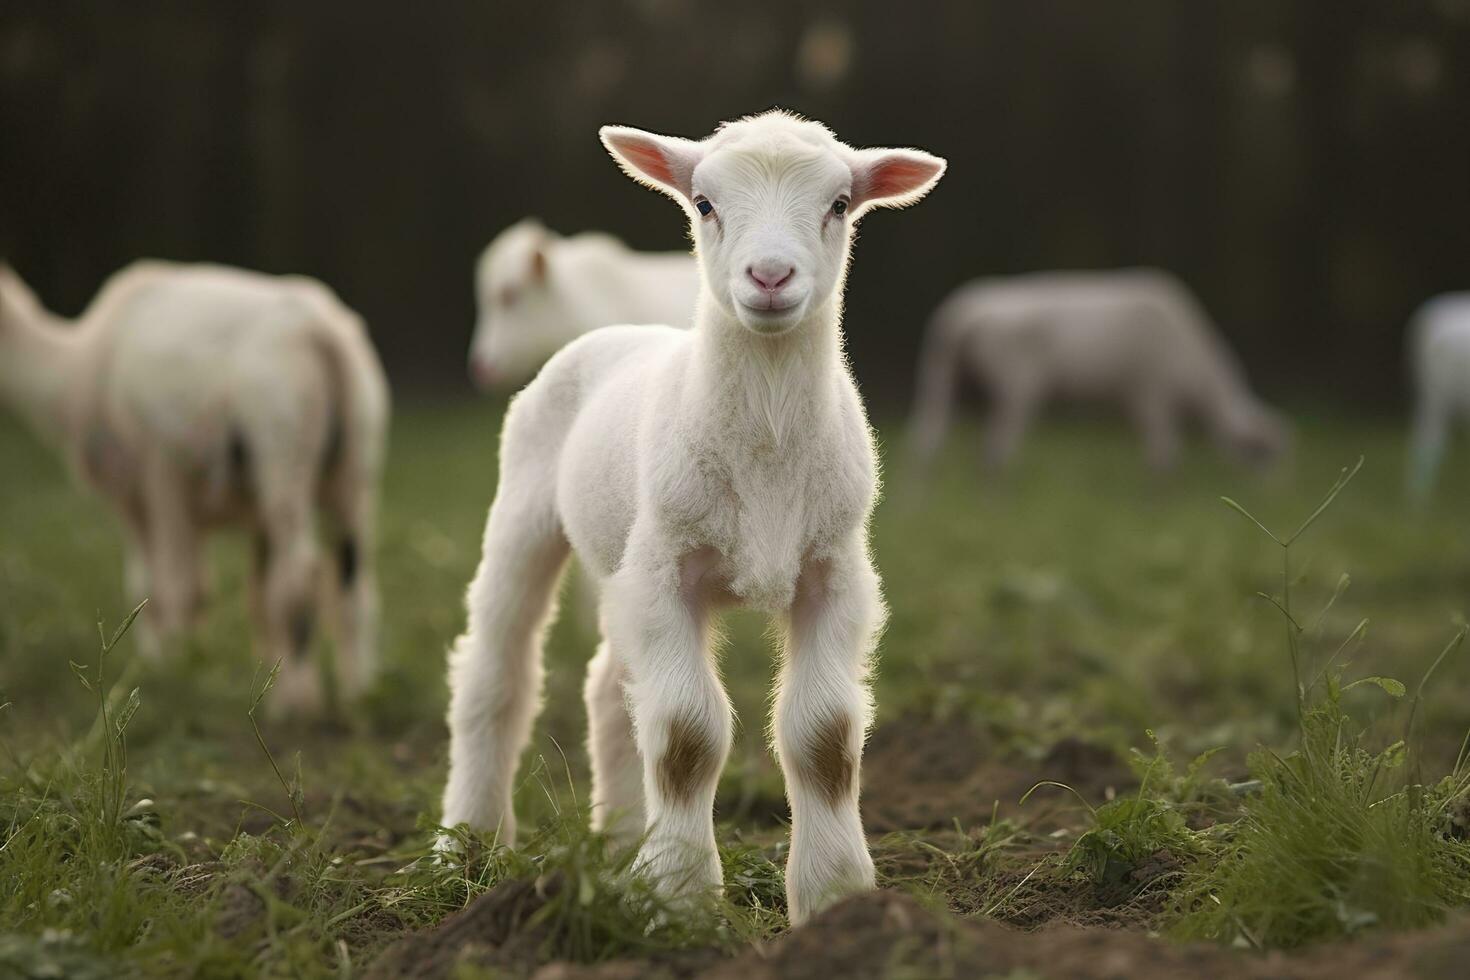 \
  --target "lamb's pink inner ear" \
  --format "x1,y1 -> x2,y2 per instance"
616,136 -> 676,185
601,126 -> 701,199
852,150 -> 946,211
